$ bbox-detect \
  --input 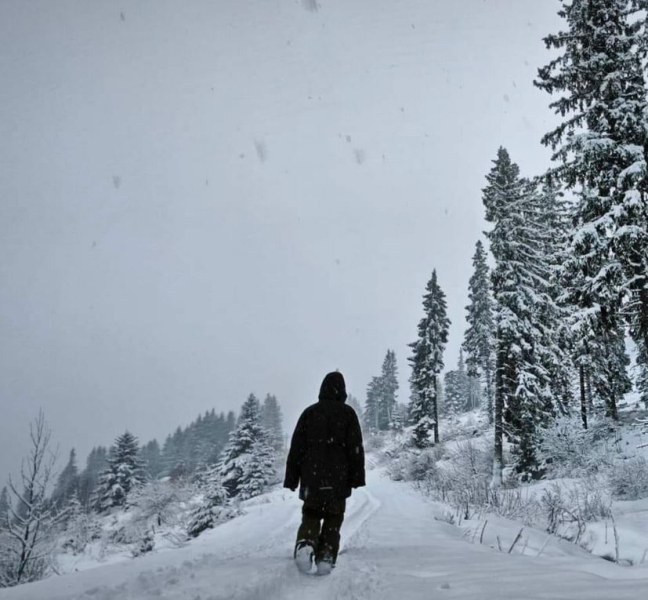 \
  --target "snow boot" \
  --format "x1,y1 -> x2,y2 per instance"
315,559 -> 333,576
294,540 -> 314,573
